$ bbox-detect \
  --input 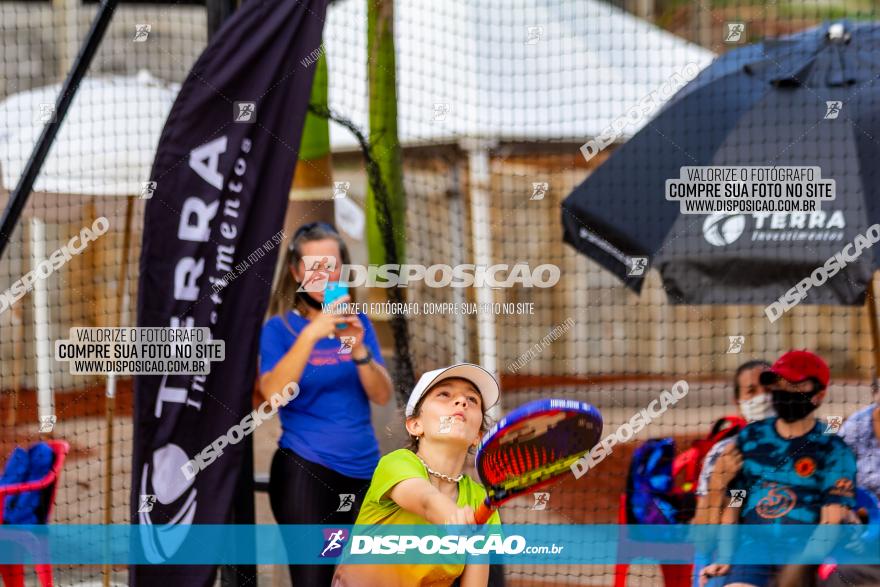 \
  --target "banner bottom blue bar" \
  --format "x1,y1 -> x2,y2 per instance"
1,524 -> 878,565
